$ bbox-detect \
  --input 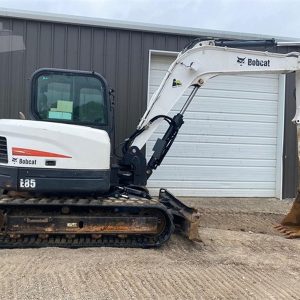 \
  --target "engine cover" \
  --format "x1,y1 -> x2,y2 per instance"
0,119 -> 111,194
